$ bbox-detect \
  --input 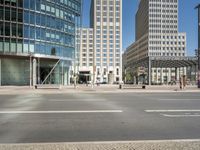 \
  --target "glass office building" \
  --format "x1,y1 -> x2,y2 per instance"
0,0 -> 82,85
